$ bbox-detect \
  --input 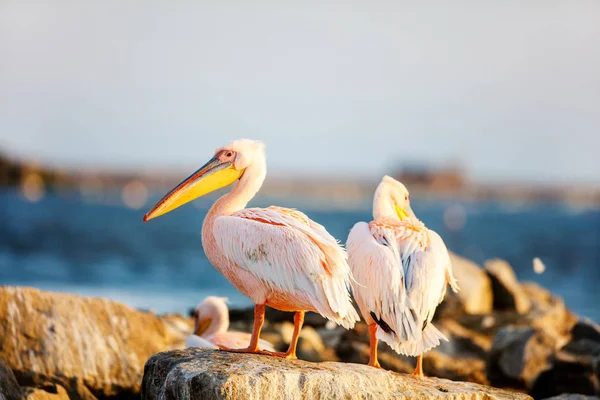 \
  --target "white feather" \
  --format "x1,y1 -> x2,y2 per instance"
347,217 -> 459,357
213,206 -> 359,329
